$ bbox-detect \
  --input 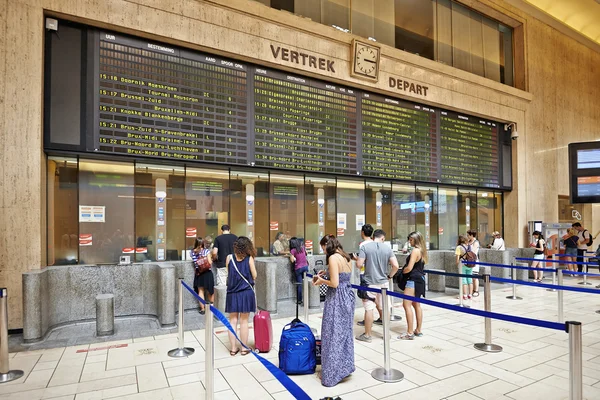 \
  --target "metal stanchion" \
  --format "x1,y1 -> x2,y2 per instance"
168,279 -> 195,358
578,262 -> 591,286
0,288 -> 24,384
567,321 -> 583,400
456,272 -> 468,308
547,256 -> 557,292
205,302 -> 214,400
388,278 -> 402,321
371,288 -> 404,383
557,269 -> 564,323
474,274 -> 503,353
506,262 -> 522,300
303,272 -> 309,322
